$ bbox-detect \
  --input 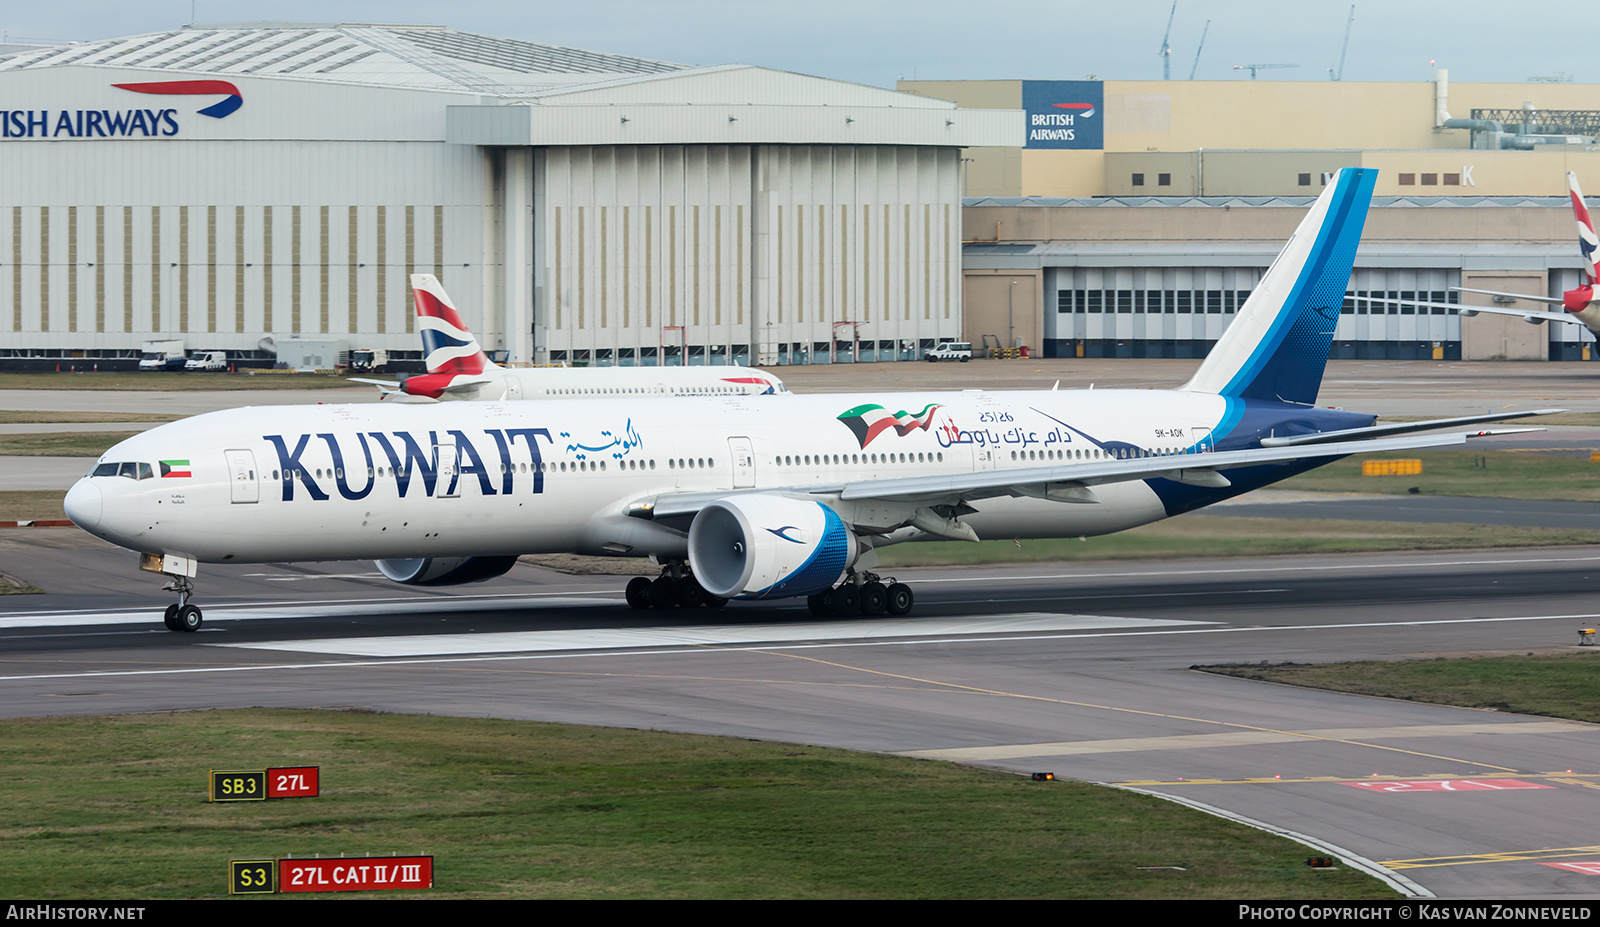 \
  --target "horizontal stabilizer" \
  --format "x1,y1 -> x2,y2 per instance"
1258,409 -> 1565,447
